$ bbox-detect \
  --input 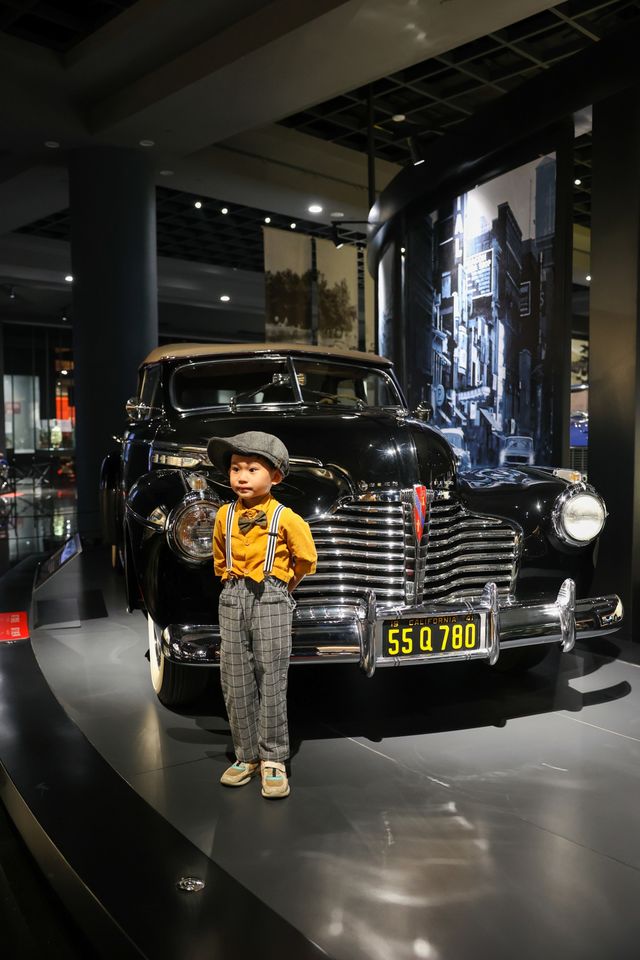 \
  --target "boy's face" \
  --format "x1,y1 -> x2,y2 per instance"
229,453 -> 282,506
